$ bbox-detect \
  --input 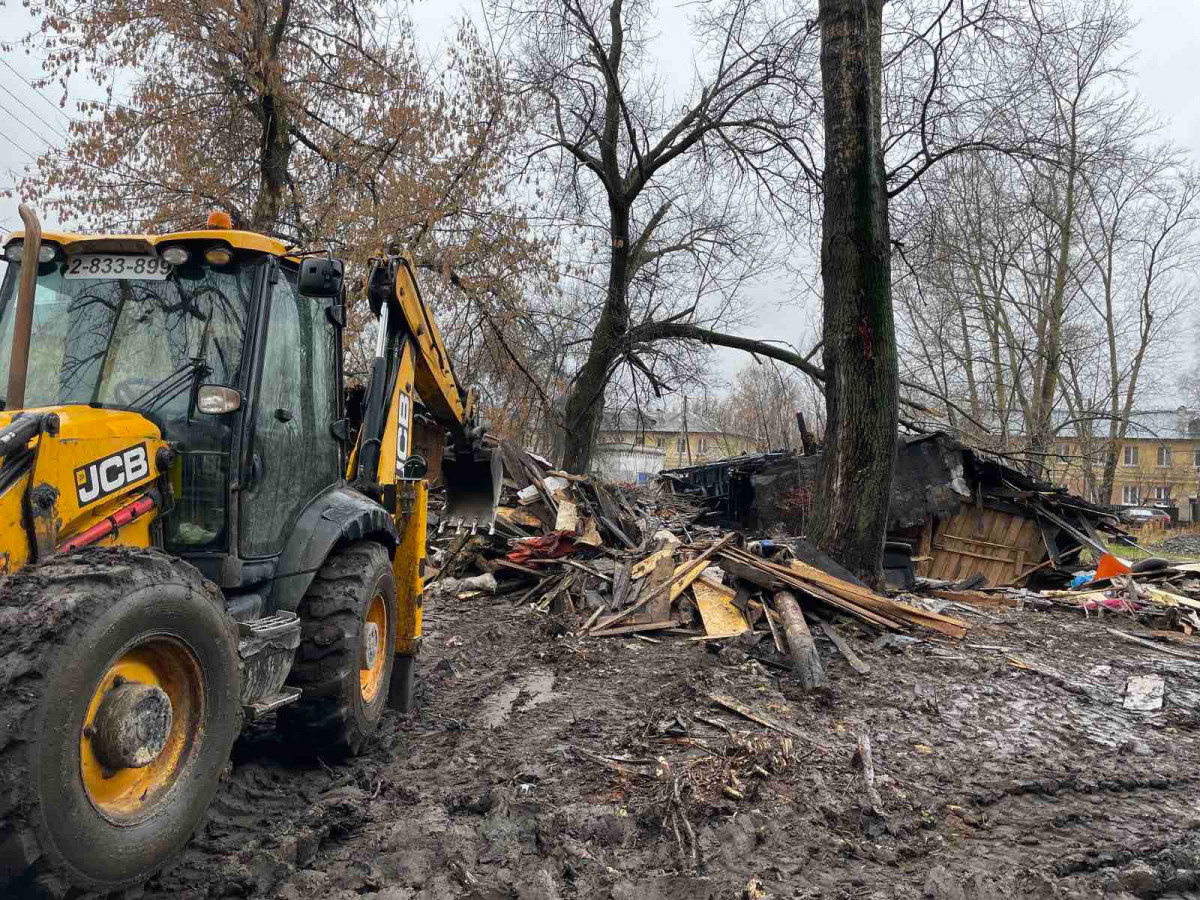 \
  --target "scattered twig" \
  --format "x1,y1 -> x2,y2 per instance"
852,734 -> 884,815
